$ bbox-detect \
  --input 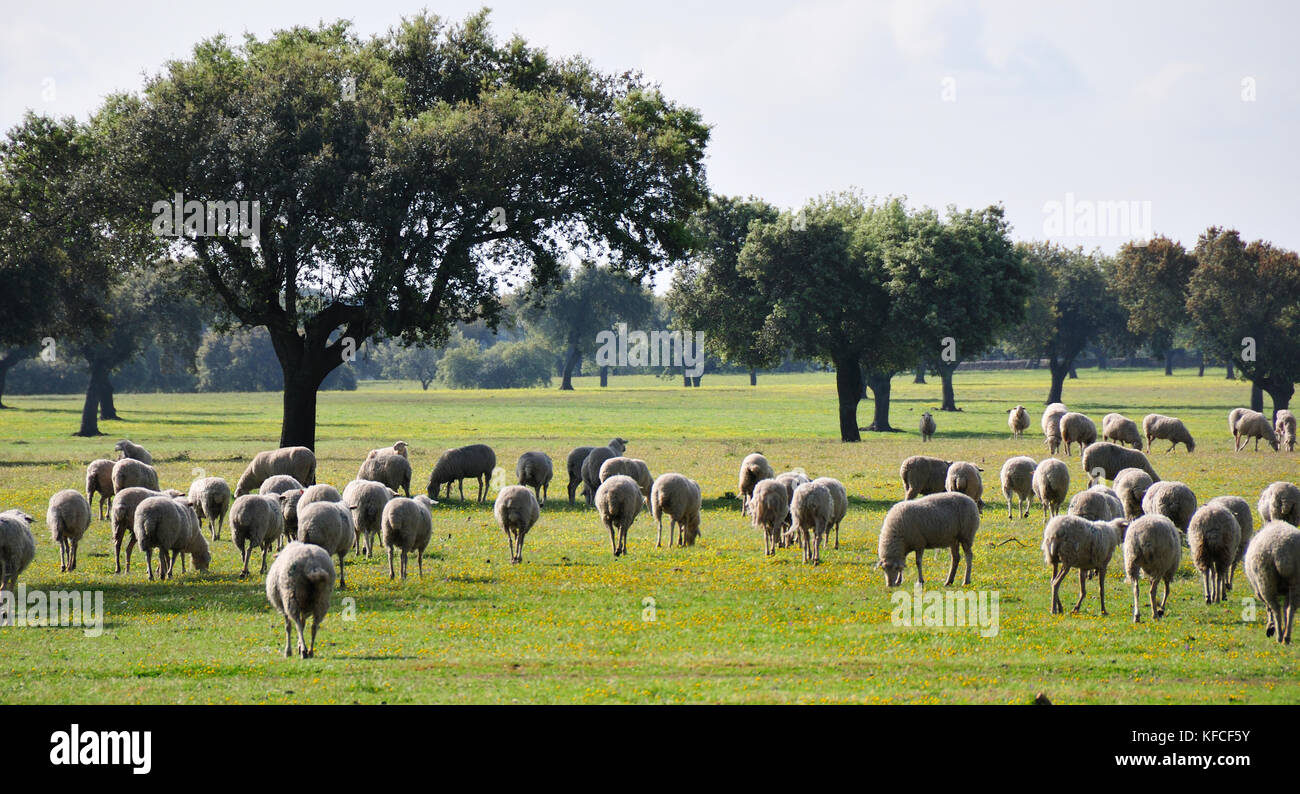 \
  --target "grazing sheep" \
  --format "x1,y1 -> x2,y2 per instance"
919,411 -> 936,442
1245,521 -> 1300,643
900,455 -> 951,500
1233,410 -> 1278,452
358,449 -> 412,497
230,493 -> 286,578
114,439 -> 153,465
113,487 -> 182,573
580,445 -> 622,507
86,459 -> 115,520
341,479 -> 397,557
1123,514 -> 1181,622
279,489 -> 306,539
595,475 -> 642,557
258,475 -> 304,496
0,510 -> 36,600
811,477 -> 847,549
46,489 -> 91,573
1058,412 -> 1097,456
380,495 -> 435,578
1101,413 -> 1143,449
1113,468 -> 1154,520
1276,410 -> 1297,452
944,461 -> 985,512
1188,503 -> 1241,604
1080,442 -> 1160,485
133,495 -> 209,580
300,483 -> 342,506
265,541 -> 335,659
786,481 -> 834,564
1008,405 -> 1030,439
1258,481 -> 1300,526
566,438 -> 627,504
599,457 -> 654,505
515,451 -> 554,505
112,458 -> 159,493
1000,456 -> 1036,519
1141,481 -> 1197,532
774,471 -> 811,541
187,476 -> 232,540
494,486 -> 540,564
427,444 -> 497,503
1206,495 -> 1254,590
234,446 -> 317,497
1042,402 -> 1068,455
1142,414 -> 1195,453
1042,514 -> 1128,614
297,501 -> 355,588
738,453 -> 775,514
1032,459 -> 1070,519
1228,407 -> 1248,439
1068,485 -> 1124,521
876,492 -> 980,587
749,478 -> 790,556
651,473 -> 702,548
